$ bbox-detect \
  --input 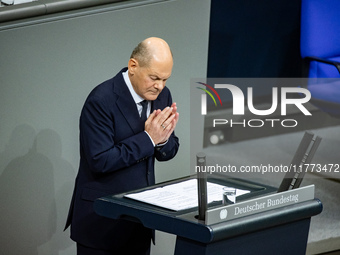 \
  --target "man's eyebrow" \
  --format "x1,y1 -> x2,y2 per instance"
150,74 -> 171,80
